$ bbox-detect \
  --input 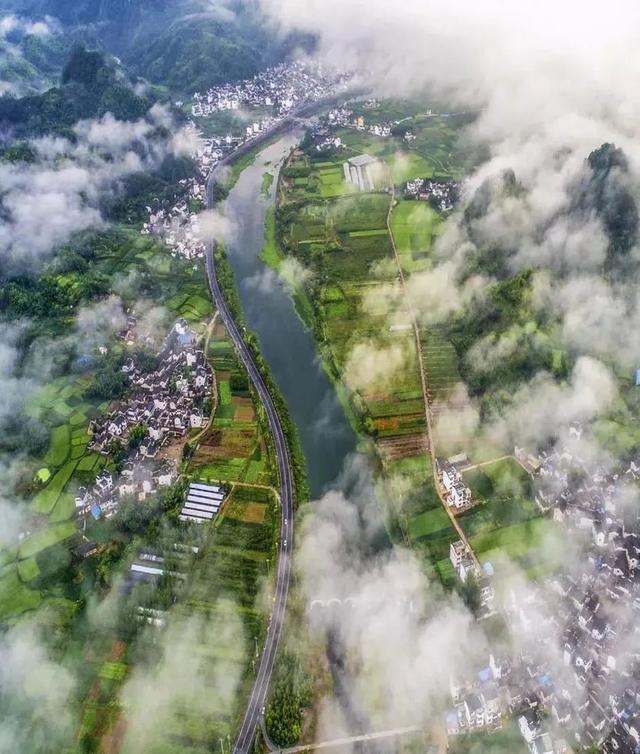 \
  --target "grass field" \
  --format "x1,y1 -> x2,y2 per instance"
389,199 -> 442,273
452,458 -> 561,581
19,521 -> 76,559
459,459 -> 537,536
260,207 -> 282,271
